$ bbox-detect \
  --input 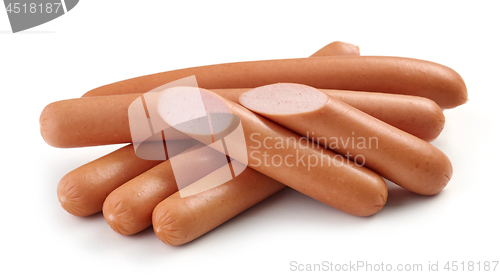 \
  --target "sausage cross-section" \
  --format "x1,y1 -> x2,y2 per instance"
239,83 -> 453,195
